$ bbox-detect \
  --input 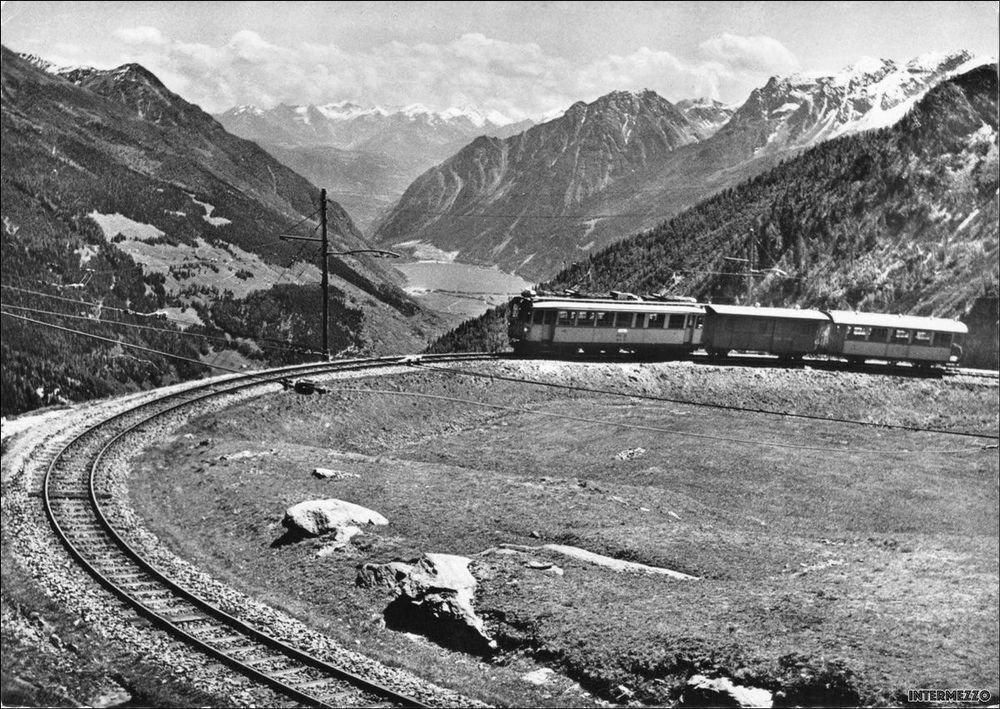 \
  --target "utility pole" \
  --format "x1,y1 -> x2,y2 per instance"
723,228 -> 756,305
280,188 -> 400,361
320,188 -> 329,360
